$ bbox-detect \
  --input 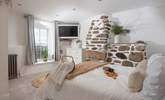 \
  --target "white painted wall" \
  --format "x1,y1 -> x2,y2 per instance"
0,4 -> 9,100
8,10 -> 27,46
9,4 -> 165,66
80,5 -> 165,57
8,10 -> 27,75
79,19 -> 90,48
112,5 -> 165,57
